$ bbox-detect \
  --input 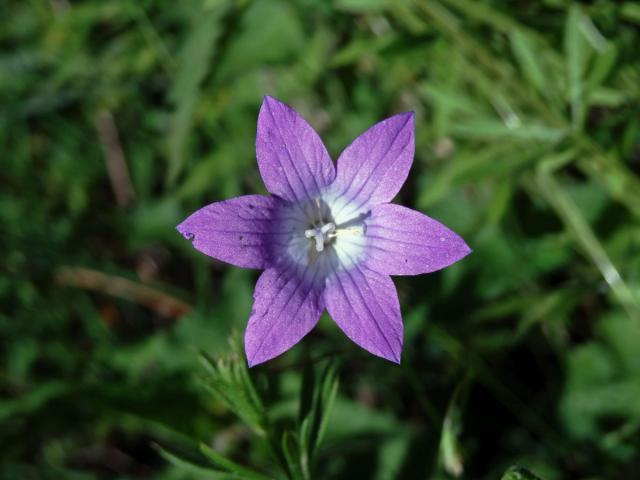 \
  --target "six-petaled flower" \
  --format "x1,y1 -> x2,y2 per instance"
177,96 -> 471,366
